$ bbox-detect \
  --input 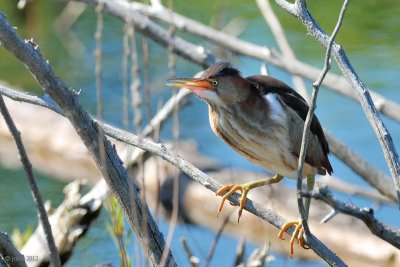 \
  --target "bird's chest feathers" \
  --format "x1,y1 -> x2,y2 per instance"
208,95 -> 296,174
